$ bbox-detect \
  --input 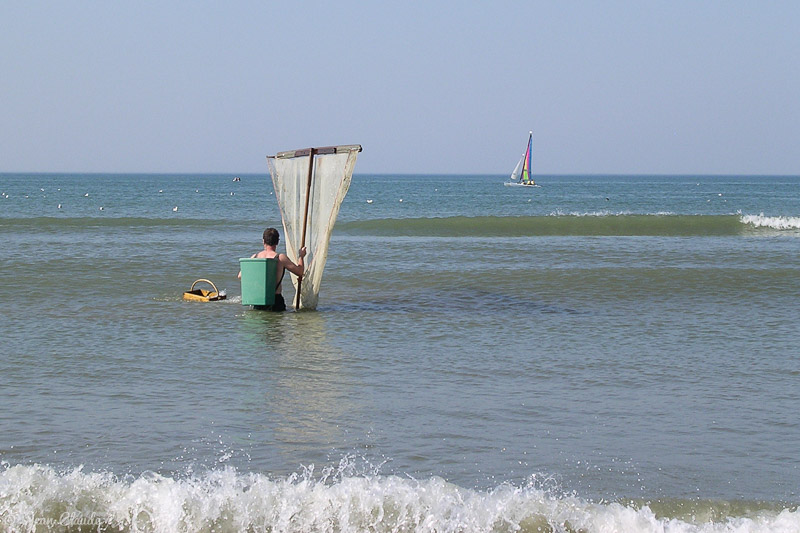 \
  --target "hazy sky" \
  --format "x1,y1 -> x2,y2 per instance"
2,1 -> 799,175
